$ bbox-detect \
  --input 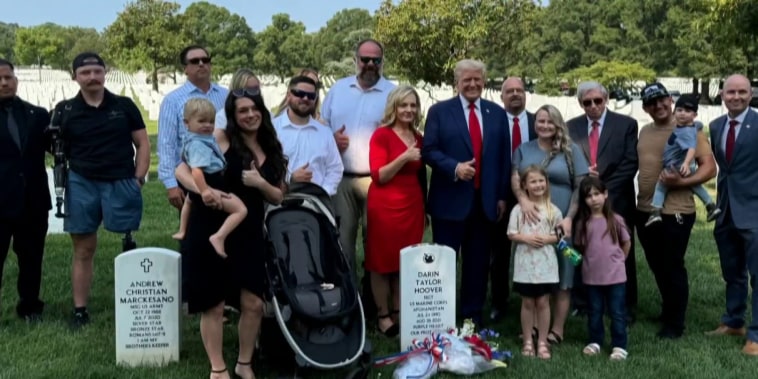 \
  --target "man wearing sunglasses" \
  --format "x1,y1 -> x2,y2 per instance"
273,75 -> 343,196
635,82 -> 716,339
322,39 -> 396,315
157,45 -> 228,304
566,81 -> 640,322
